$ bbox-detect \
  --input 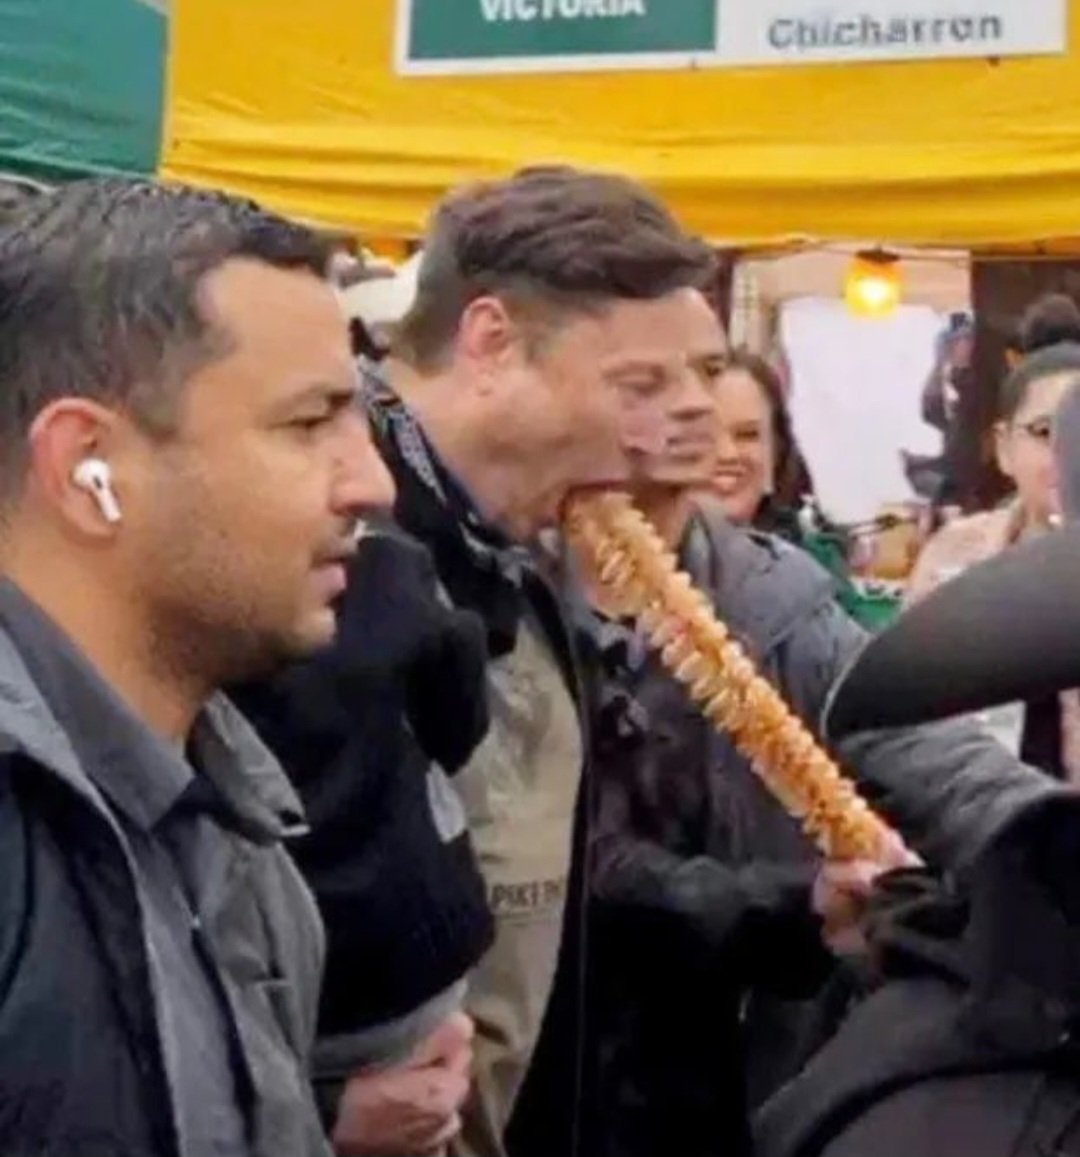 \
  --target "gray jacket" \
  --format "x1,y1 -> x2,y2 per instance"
580,502 -> 1063,1157
592,502 -> 1061,889
0,622 -> 329,1157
